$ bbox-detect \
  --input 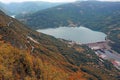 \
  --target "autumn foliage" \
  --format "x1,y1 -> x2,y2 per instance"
0,41 -> 88,80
